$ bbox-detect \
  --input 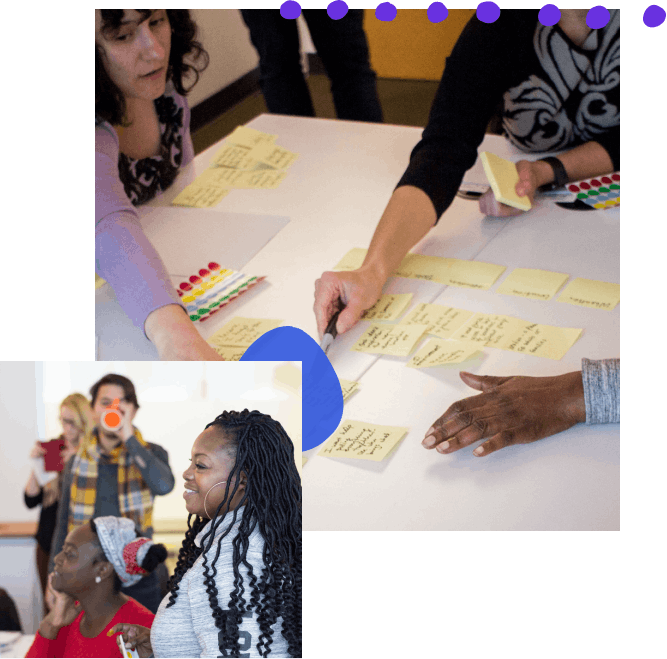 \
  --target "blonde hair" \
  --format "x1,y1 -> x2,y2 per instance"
42,393 -> 94,508
60,393 -> 94,445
